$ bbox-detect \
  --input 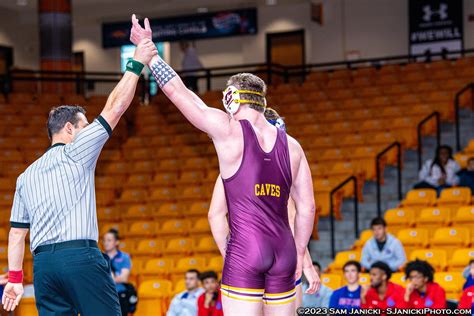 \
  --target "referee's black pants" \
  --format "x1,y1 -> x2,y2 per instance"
33,242 -> 121,316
